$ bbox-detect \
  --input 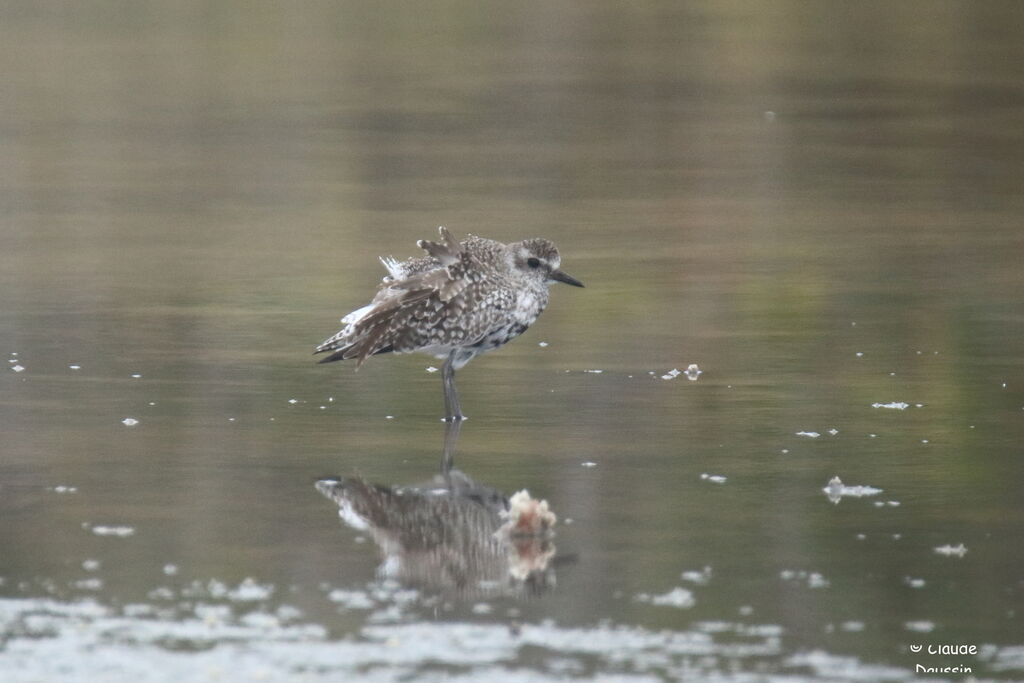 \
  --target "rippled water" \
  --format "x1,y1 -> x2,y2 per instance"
3,2 -> 1024,680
